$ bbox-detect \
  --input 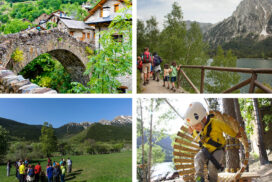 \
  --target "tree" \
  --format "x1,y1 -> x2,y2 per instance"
138,99 -> 146,182
223,99 -> 240,172
0,126 -> 9,160
85,5 -> 132,93
137,19 -> 146,55
40,122 -> 57,157
145,16 -> 159,53
206,46 -> 240,93
252,98 -> 269,165
147,99 -> 154,182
